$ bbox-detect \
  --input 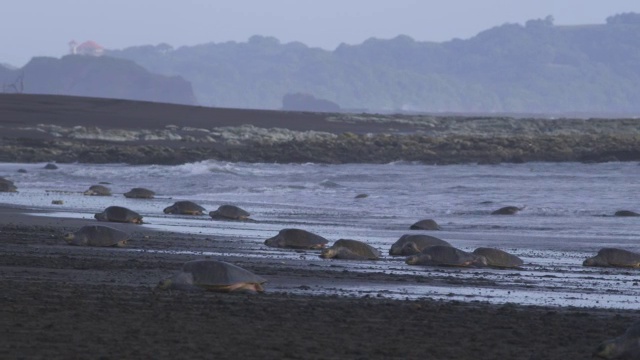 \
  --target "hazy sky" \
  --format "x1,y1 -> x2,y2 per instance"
1,0 -> 639,67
